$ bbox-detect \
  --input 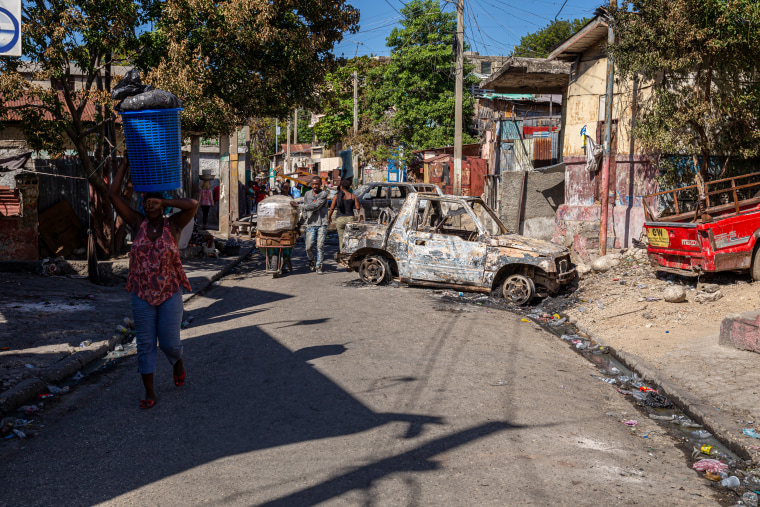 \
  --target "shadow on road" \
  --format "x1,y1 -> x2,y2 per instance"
0,283 -> 527,507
